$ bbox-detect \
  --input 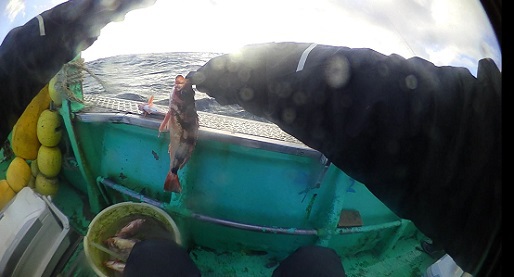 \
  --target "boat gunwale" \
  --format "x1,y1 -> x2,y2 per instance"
74,111 -> 322,159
